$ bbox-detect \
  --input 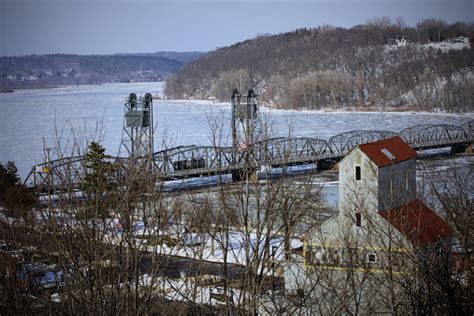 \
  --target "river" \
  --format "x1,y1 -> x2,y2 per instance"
0,82 -> 472,183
